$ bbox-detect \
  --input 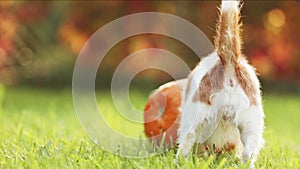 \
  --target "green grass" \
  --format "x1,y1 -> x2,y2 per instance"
0,87 -> 300,168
